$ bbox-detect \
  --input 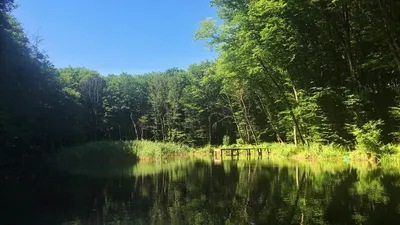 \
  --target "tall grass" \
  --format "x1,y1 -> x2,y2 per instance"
208,141 -> 400,162
130,140 -> 192,159
207,142 -> 351,160
56,140 -> 193,172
